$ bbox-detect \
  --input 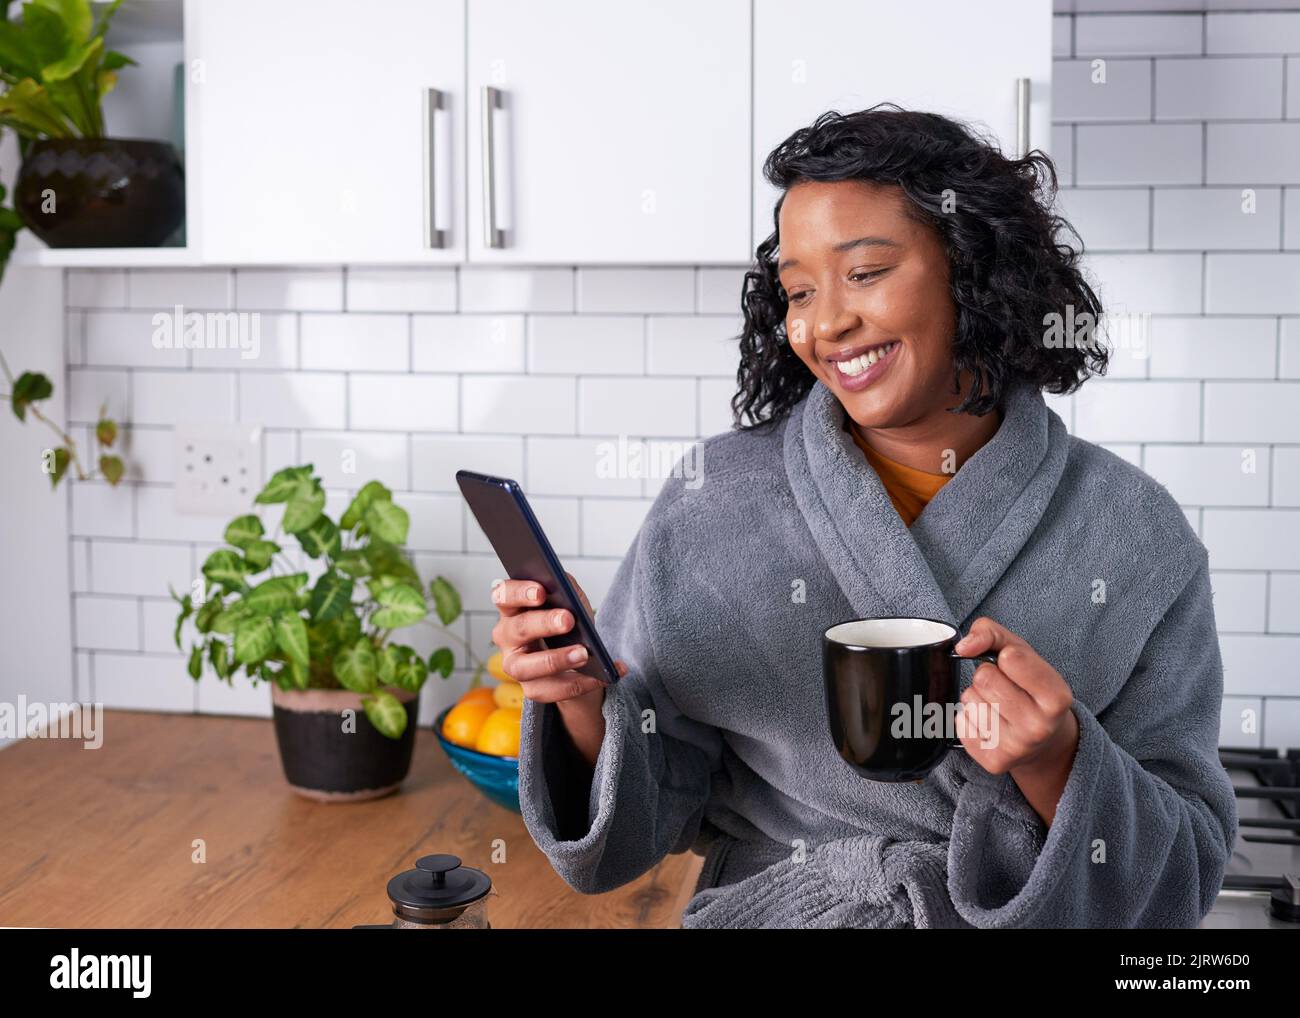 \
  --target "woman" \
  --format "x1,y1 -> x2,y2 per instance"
493,106 -> 1239,928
